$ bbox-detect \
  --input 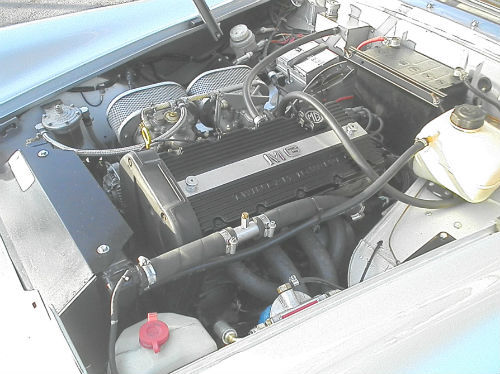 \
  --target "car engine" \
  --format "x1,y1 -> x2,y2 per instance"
2,1 -> 499,373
